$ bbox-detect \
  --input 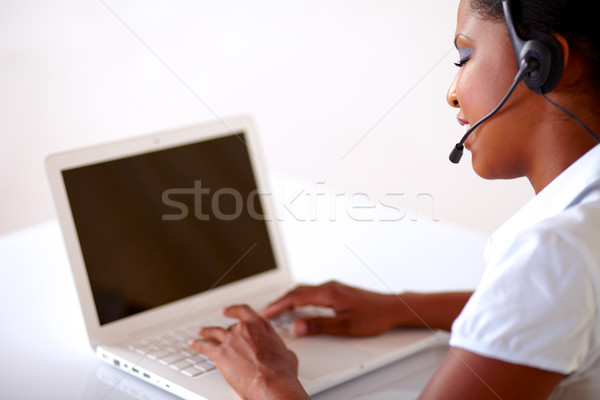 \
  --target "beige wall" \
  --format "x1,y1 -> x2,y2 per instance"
0,0 -> 534,237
